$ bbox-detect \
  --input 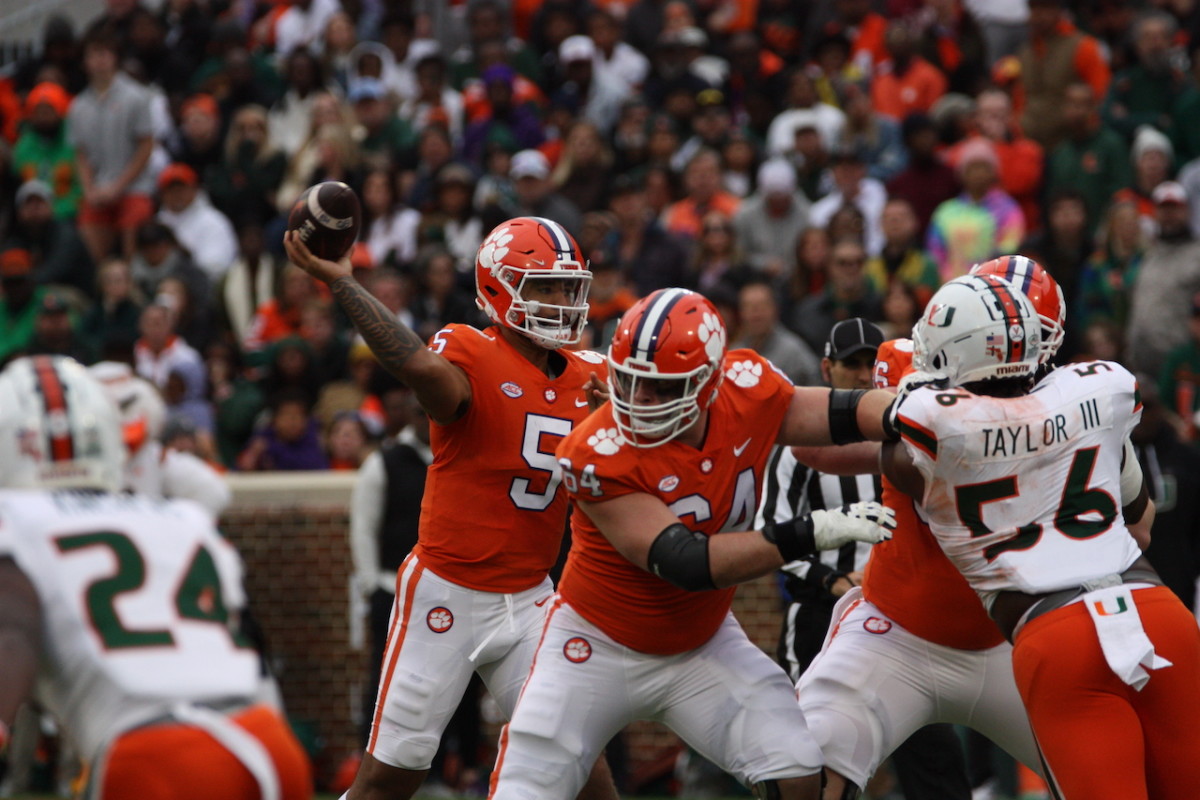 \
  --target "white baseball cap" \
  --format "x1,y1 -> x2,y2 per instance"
510,149 -> 551,180
757,159 -> 797,196
559,35 -> 596,64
